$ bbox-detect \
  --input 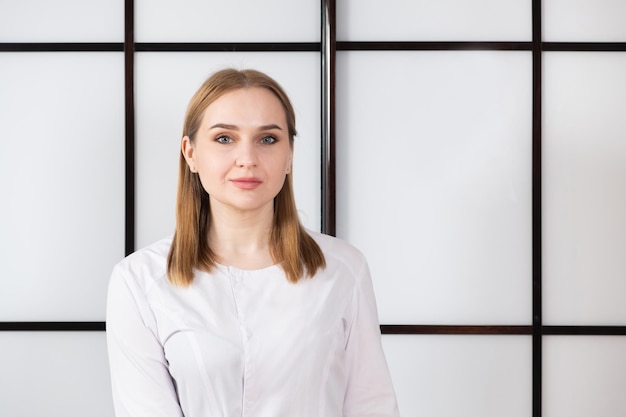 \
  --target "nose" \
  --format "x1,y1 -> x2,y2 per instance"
235,141 -> 258,167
